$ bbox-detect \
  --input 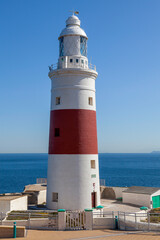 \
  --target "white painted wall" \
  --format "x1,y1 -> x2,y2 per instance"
47,154 -> 100,210
37,190 -> 46,205
58,56 -> 88,70
113,187 -> 127,198
50,70 -> 97,111
0,196 -> 27,215
0,201 -> 10,215
123,192 -> 151,208
93,218 -> 115,229
151,190 -> 160,197
10,196 -> 27,211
